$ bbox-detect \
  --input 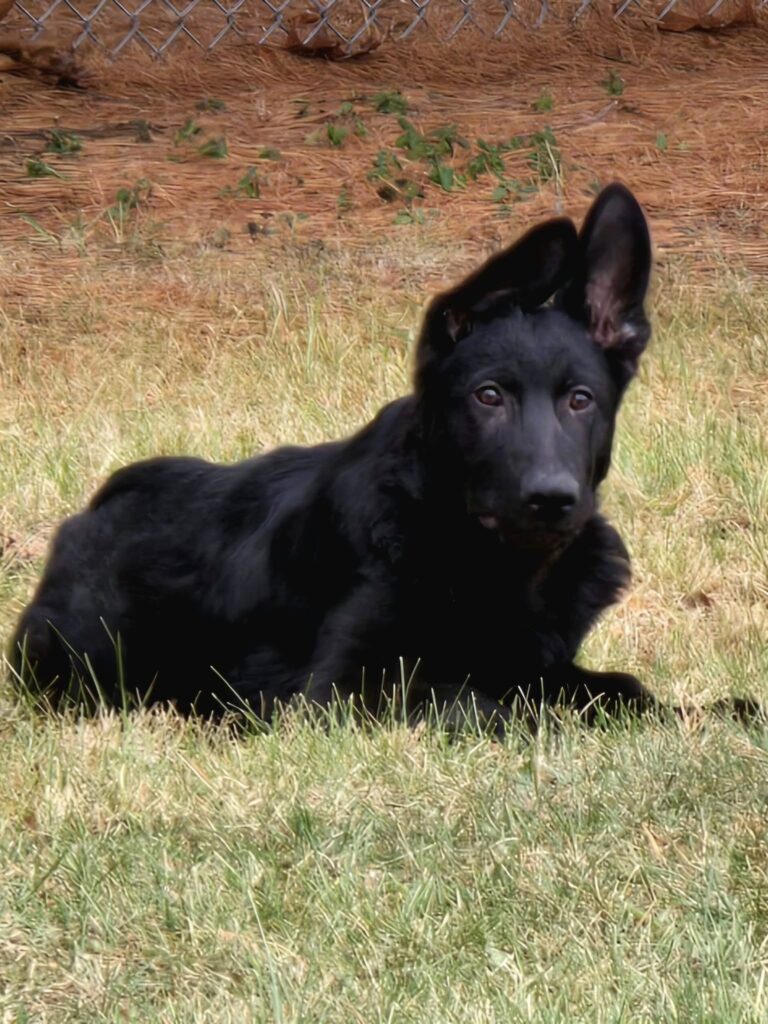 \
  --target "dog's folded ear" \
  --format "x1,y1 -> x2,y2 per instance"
420,217 -> 579,355
558,183 -> 652,389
